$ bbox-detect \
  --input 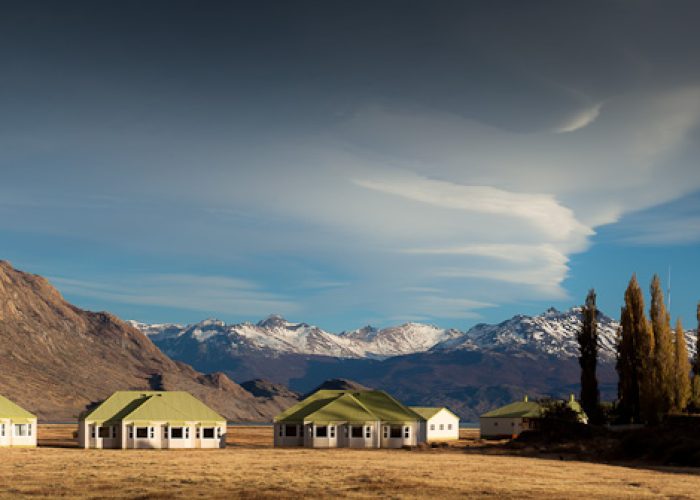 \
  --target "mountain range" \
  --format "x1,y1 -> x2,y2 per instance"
131,306 -> 698,421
